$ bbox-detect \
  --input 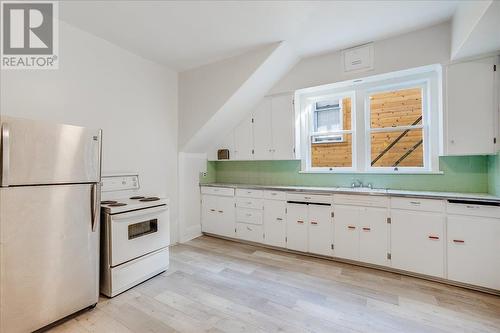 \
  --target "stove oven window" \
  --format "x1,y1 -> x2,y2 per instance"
128,219 -> 158,240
